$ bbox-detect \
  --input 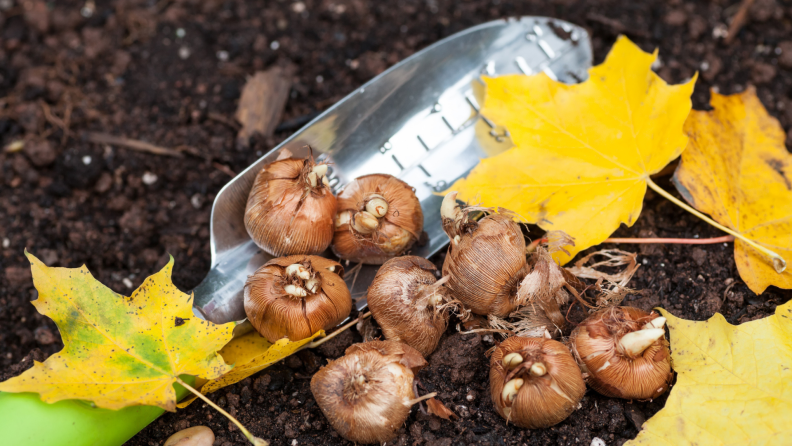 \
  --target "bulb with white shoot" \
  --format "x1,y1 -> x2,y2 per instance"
569,306 -> 673,400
